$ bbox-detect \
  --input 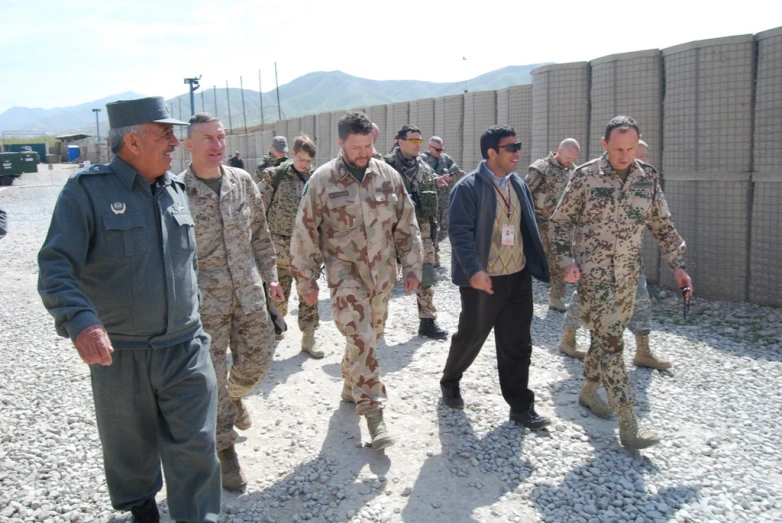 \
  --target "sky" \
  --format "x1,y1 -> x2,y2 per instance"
1,0 -> 780,114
